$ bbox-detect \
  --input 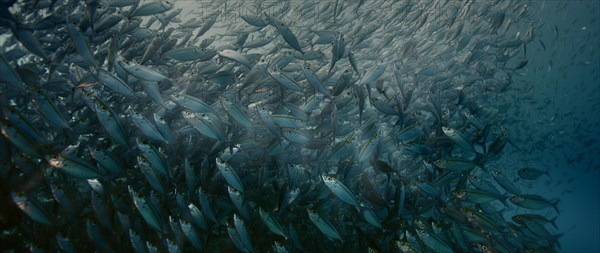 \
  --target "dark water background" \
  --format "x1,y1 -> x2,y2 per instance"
489,1 -> 600,252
